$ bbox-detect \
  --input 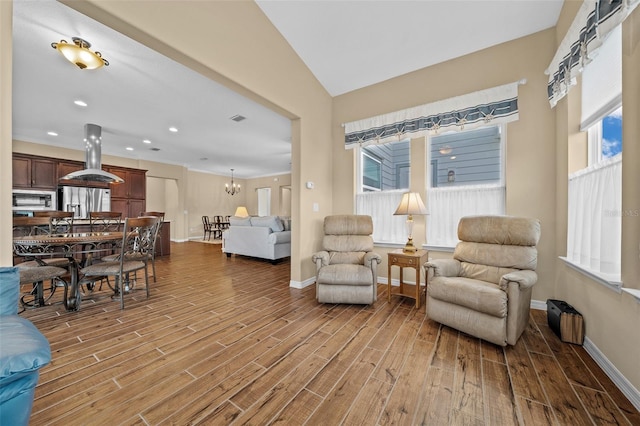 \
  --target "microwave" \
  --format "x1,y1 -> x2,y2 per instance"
12,189 -> 57,211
